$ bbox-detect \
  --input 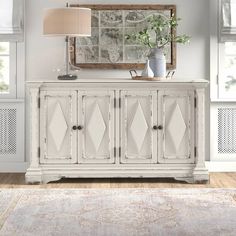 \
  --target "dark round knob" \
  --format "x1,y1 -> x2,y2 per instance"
72,125 -> 77,130
157,125 -> 163,130
77,126 -> 83,130
153,125 -> 158,130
